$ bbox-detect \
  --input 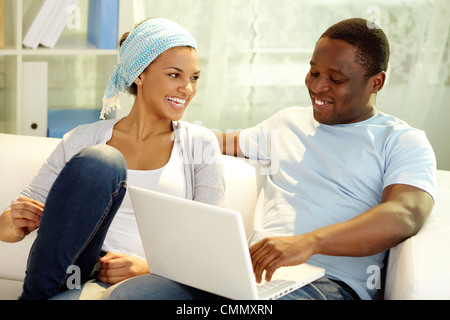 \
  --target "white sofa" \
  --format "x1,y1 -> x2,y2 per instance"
1,133 -> 449,300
